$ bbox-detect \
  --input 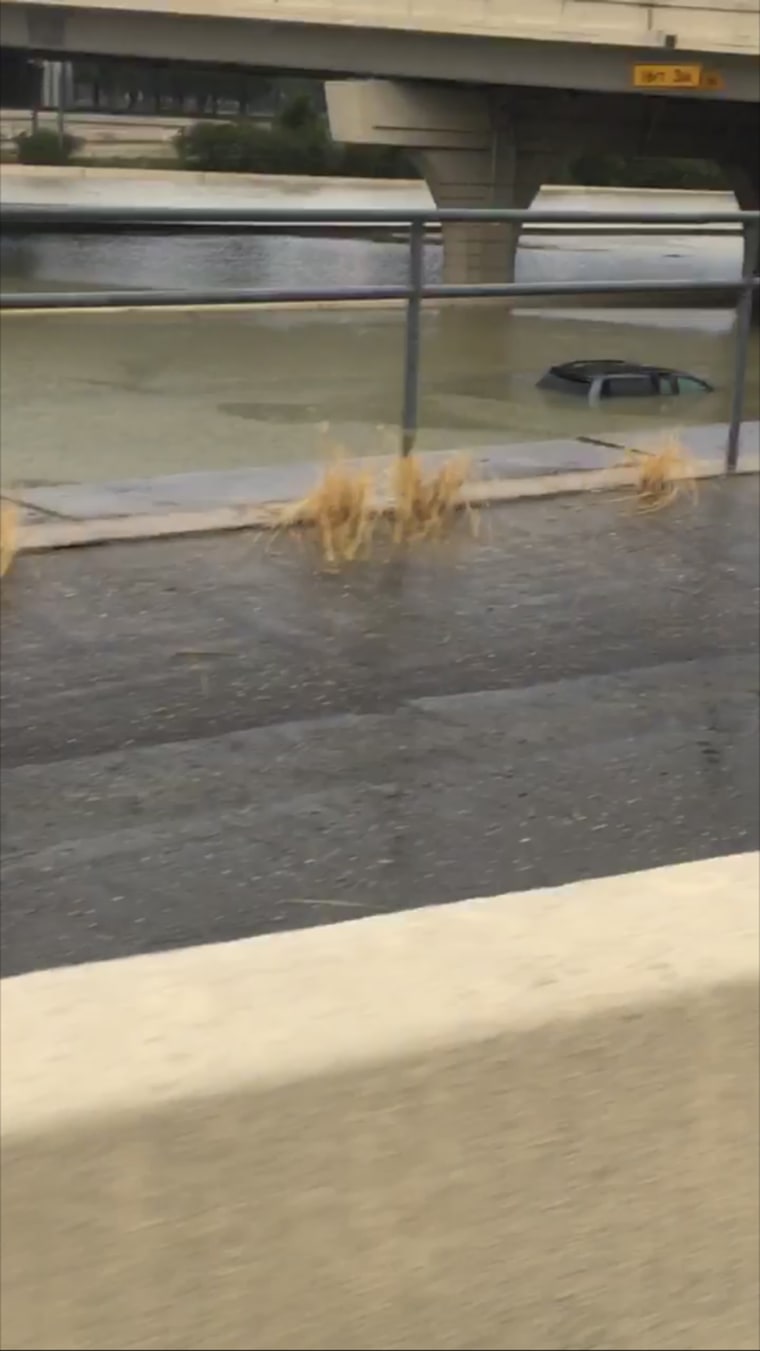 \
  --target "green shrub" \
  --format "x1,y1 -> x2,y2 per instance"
173,119 -> 415,179
15,128 -> 79,165
175,118 -> 334,174
568,152 -> 728,191
277,91 -> 316,132
174,121 -> 248,172
338,143 -> 415,180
